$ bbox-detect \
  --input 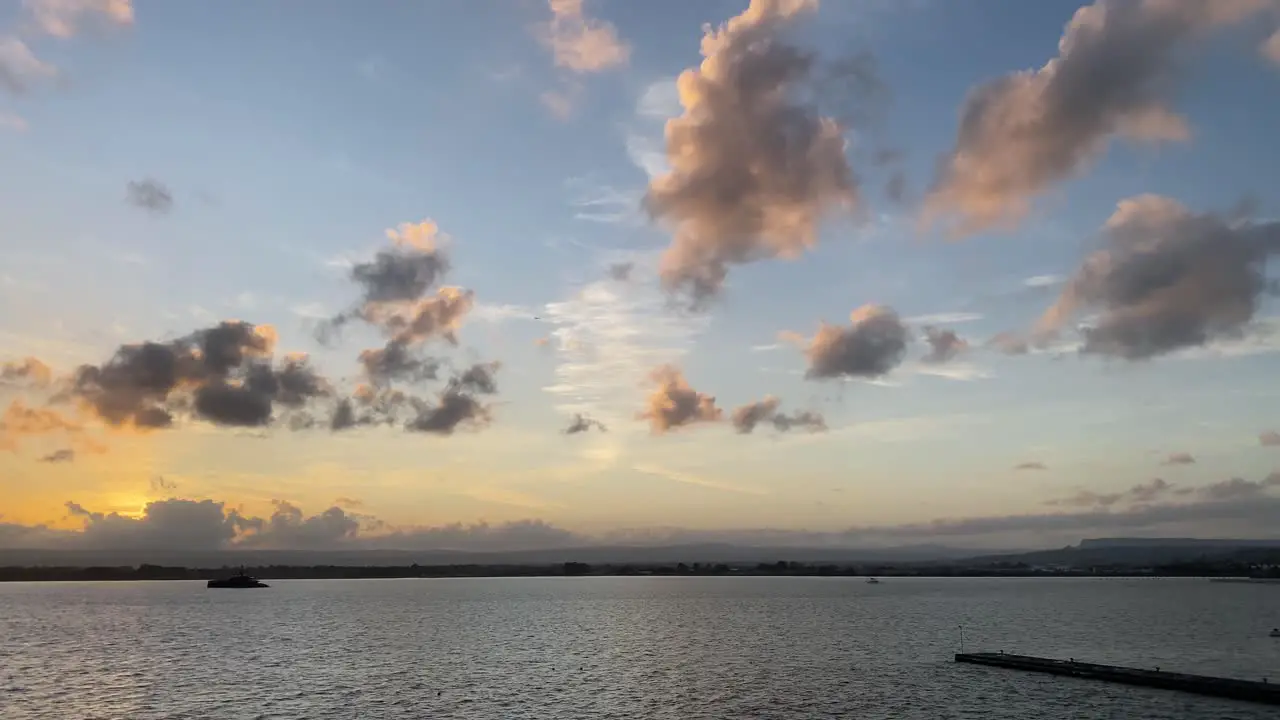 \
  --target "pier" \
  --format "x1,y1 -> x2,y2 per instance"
954,653 -> 1280,706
